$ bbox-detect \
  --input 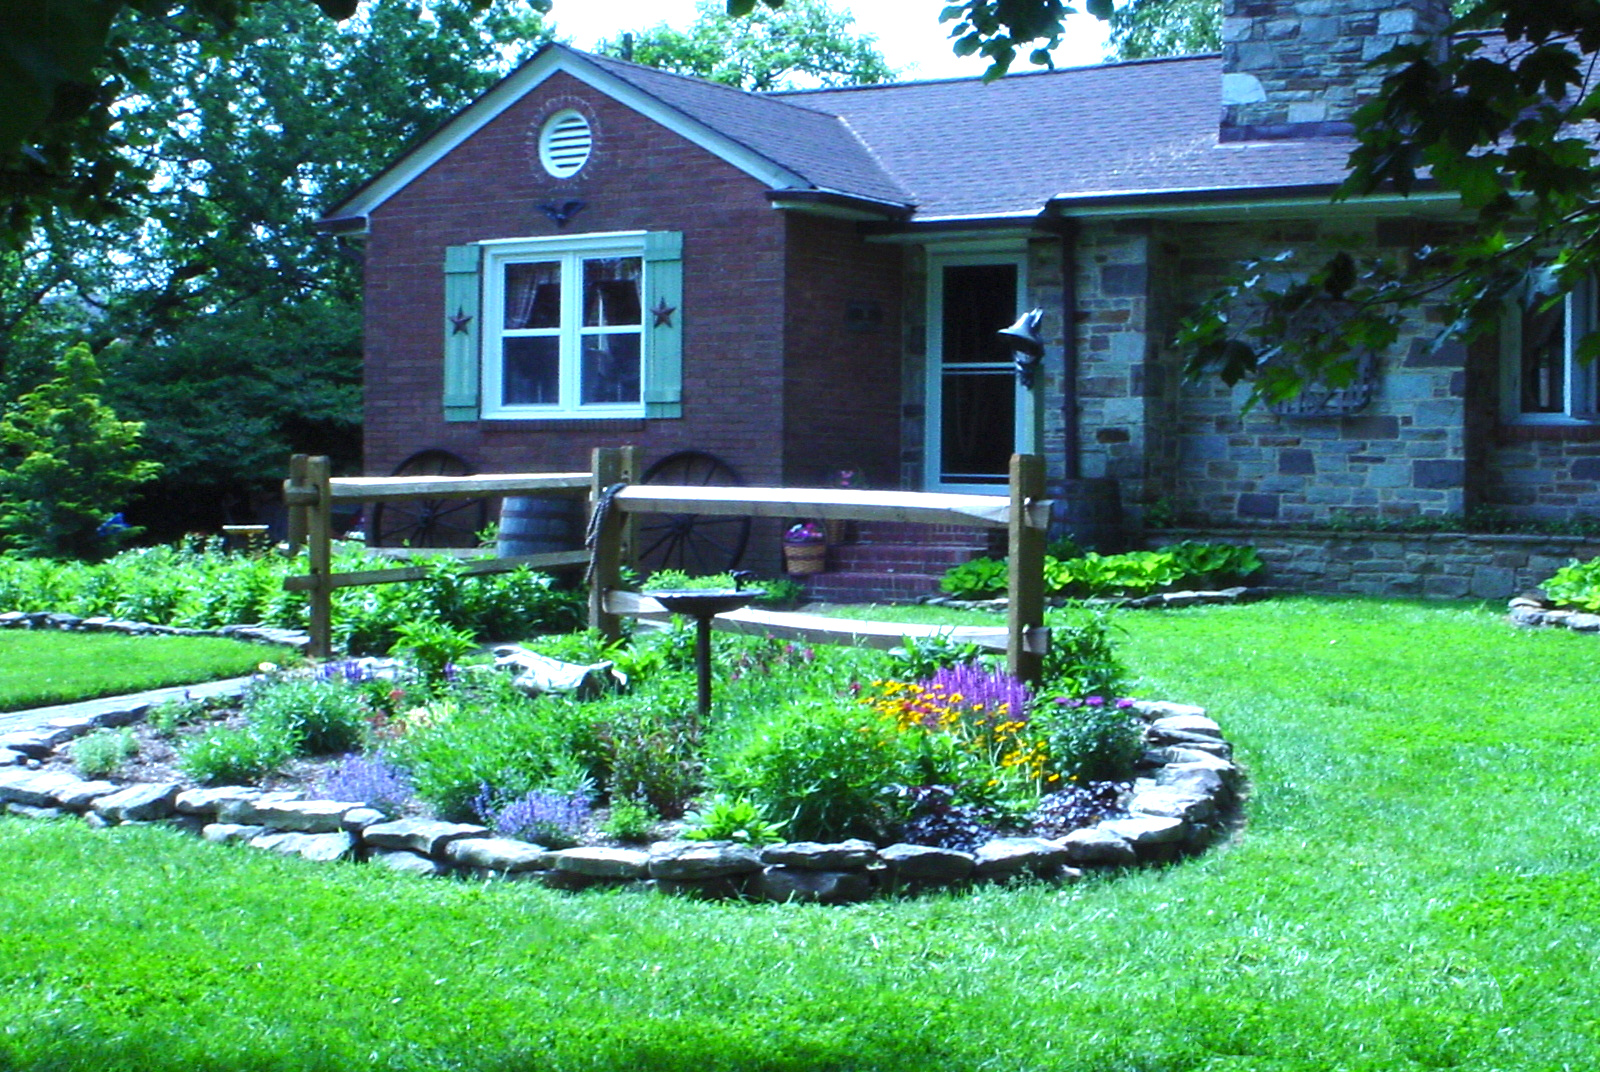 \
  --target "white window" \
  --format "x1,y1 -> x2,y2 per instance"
1502,275 -> 1600,423
482,233 -> 645,419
